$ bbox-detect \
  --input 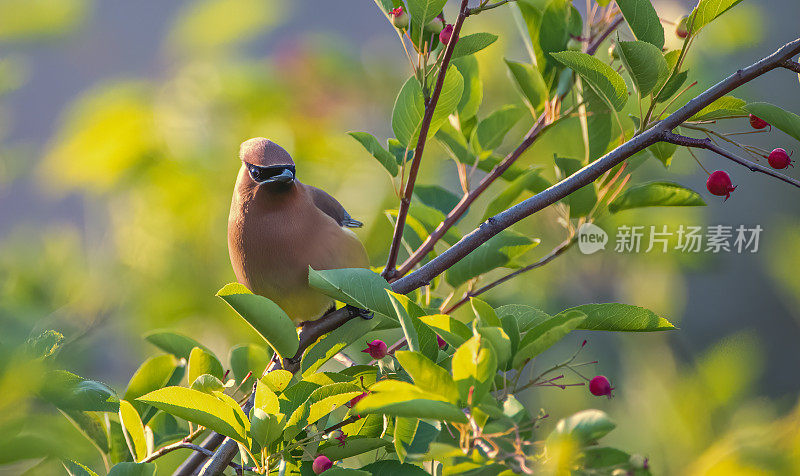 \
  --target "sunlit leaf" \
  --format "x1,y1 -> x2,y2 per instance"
418,314 -> 472,347
301,314 -> 382,377
320,436 -> 392,461
118,401 -> 148,462
123,354 -> 181,424
609,181 -> 706,213
355,380 -> 467,422
690,96 -> 747,121
396,351 -> 459,404
689,0 -> 744,34
453,55 -> 483,120
308,267 -> 395,318
451,33 -> 498,59
563,303 -> 676,331
452,336 -> 497,404
187,347 -> 224,384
